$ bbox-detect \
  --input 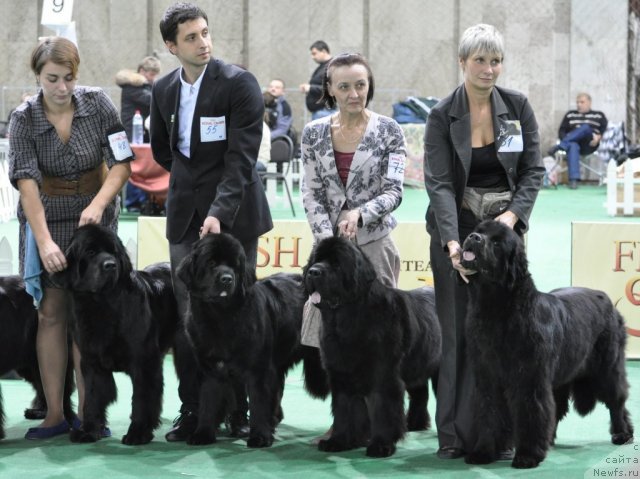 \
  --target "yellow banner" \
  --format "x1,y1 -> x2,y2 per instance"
137,218 -> 432,289
572,222 -> 640,358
